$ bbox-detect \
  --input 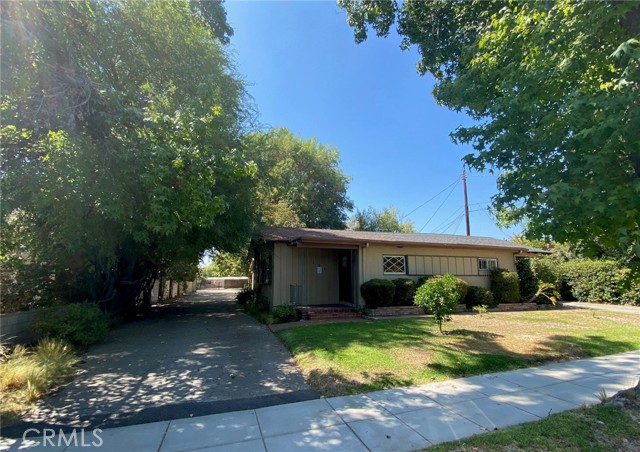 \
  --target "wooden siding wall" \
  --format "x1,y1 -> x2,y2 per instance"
362,245 -> 518,291
407,255 -> 479,276
271,243 -> 339,306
